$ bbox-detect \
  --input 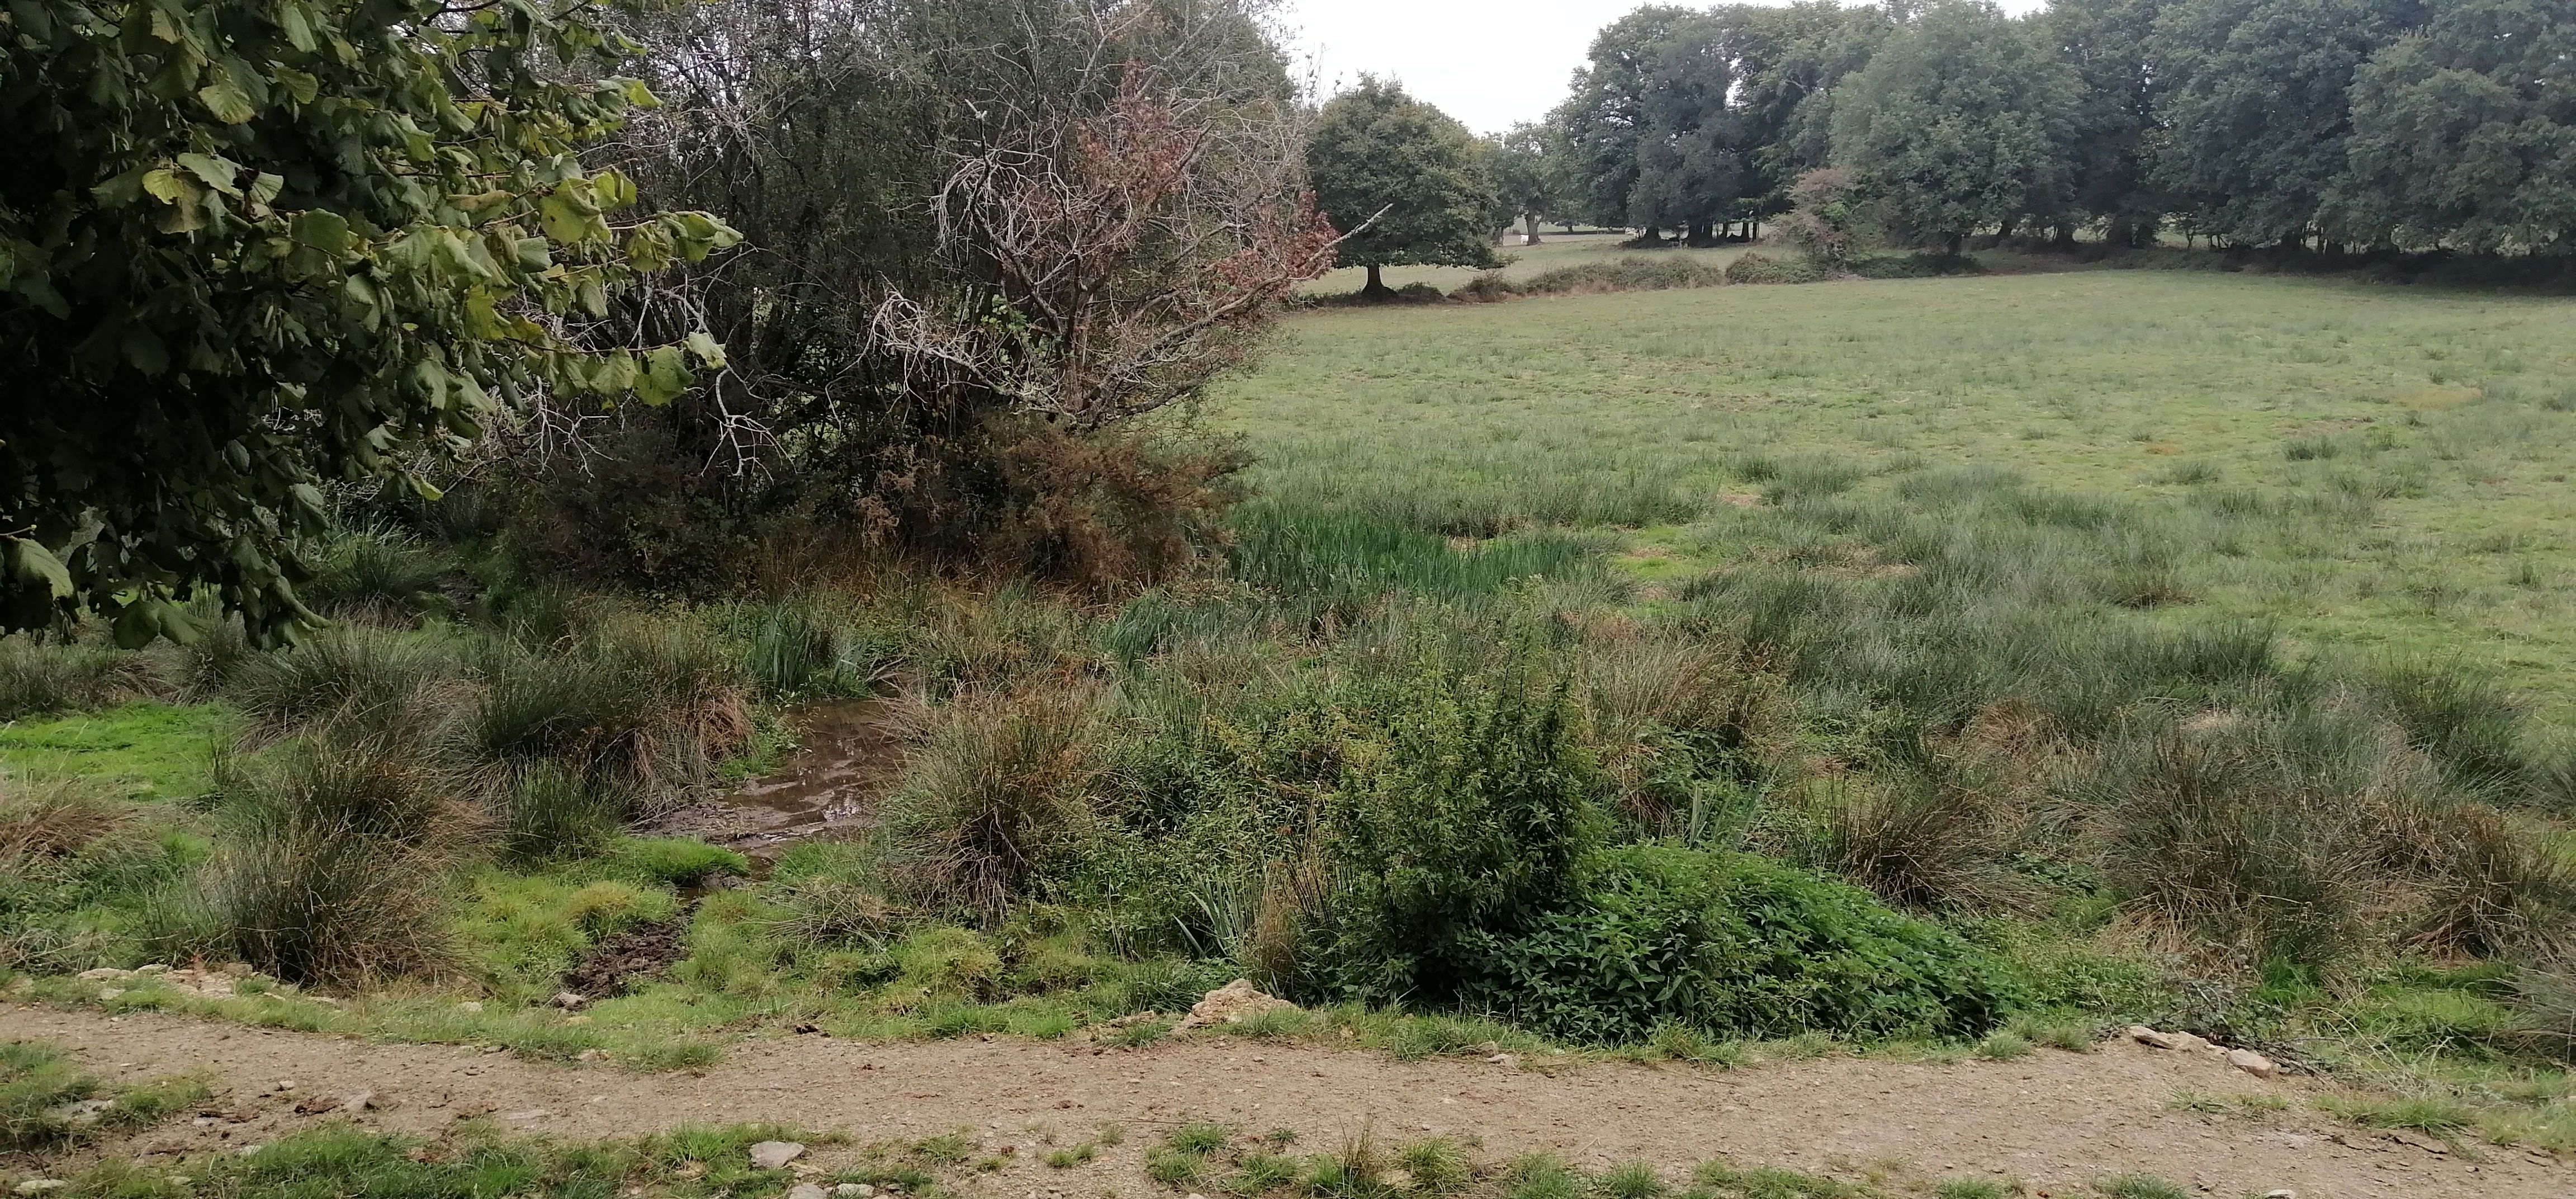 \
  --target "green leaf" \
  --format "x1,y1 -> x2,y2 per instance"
6,538 -> 74,600
291,209 -> 351,252
177,152 -> 242,195
198,77 -> 257,124
276,1 -> 315,52
141,168 -> 196,205
684,330 -> 727,368
638,344 -> 690,405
